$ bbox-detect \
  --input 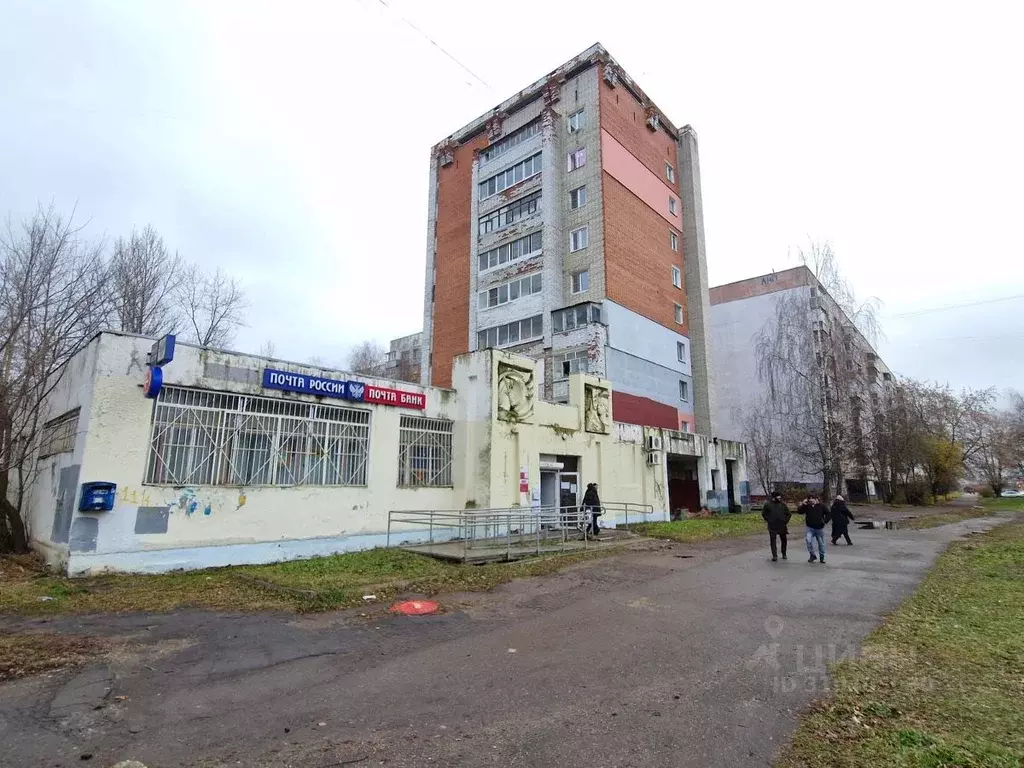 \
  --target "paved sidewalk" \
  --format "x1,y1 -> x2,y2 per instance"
0,516 -> 1002,767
